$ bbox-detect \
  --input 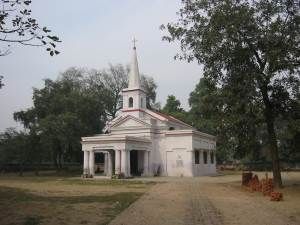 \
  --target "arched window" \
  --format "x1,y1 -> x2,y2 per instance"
141,98 -> 143,108
203,151 -> 208,164
129,97 -> 133,108
210,151 -> 215,164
